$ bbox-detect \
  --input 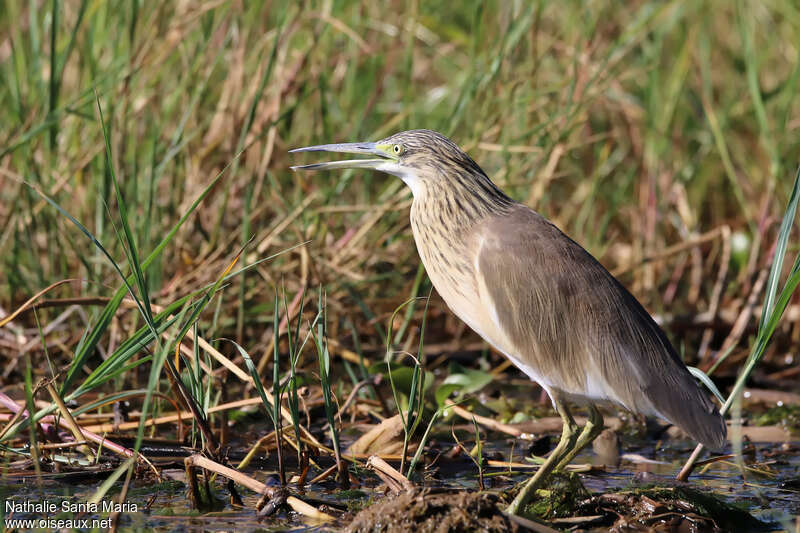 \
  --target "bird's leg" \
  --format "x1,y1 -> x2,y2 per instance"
506,399 -> 579,515
555,404 -> 604,471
